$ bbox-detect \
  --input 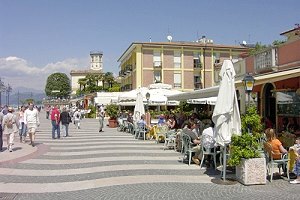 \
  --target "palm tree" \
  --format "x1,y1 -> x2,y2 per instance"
95,73 -> 104,87
104,72 -> 115,89
78,78 -> 88,91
